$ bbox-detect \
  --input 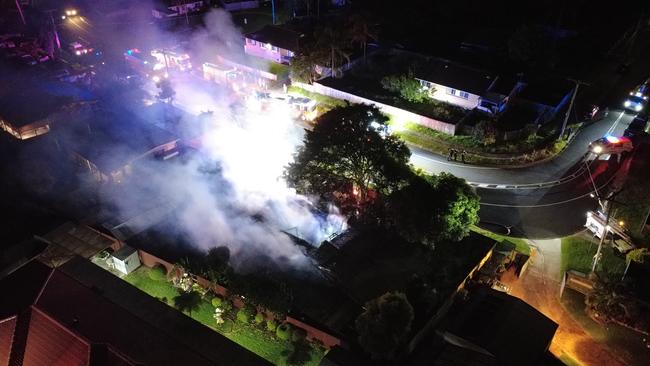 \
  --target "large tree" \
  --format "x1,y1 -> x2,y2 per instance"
347,13 -> 377,64
285,105 -> 411,212
381,74 -> 431,103
432,172 -> 480,242
387,173 -> 479,247
355,292 -> 414,360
